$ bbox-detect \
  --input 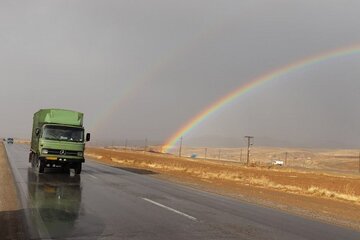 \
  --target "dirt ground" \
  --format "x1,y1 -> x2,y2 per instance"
0,143 -> 27,239
86,147 -> 360,231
